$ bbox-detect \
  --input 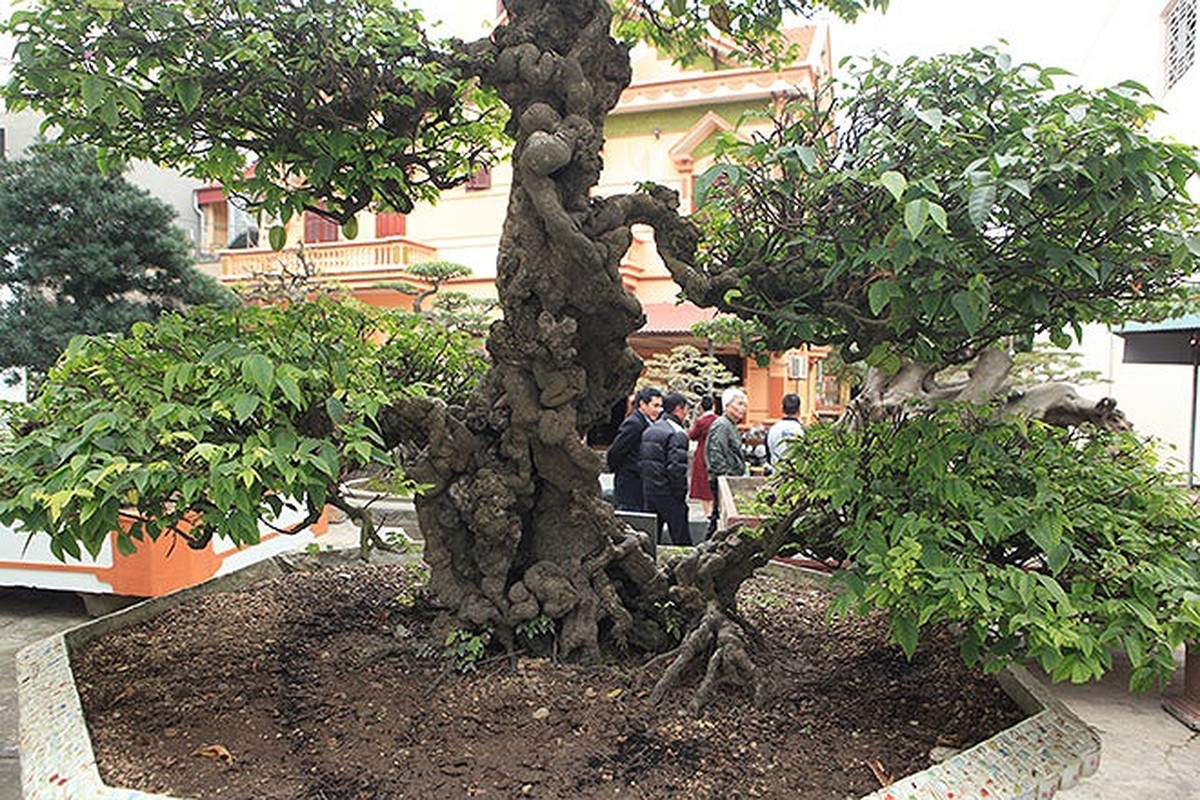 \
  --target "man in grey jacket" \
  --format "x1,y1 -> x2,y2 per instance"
705,387 -> 748,535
